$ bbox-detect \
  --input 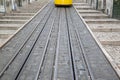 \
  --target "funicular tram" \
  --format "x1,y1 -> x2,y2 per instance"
54,0 -> 72,6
